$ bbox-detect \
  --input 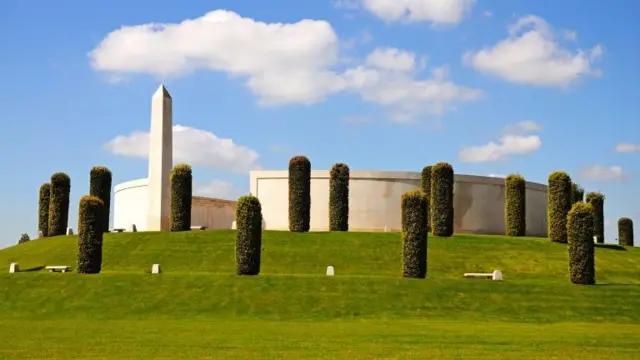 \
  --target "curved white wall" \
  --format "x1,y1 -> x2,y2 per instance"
113,178 -> 236,231
250,170 -> 548,236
